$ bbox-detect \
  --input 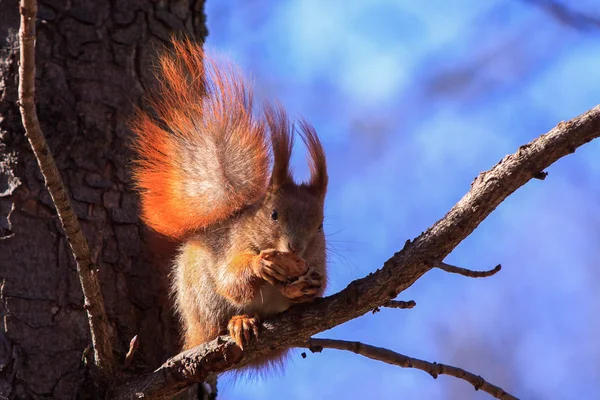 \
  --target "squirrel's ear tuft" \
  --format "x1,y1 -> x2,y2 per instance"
298,119 -> 328,198
265,103 -> 294,189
